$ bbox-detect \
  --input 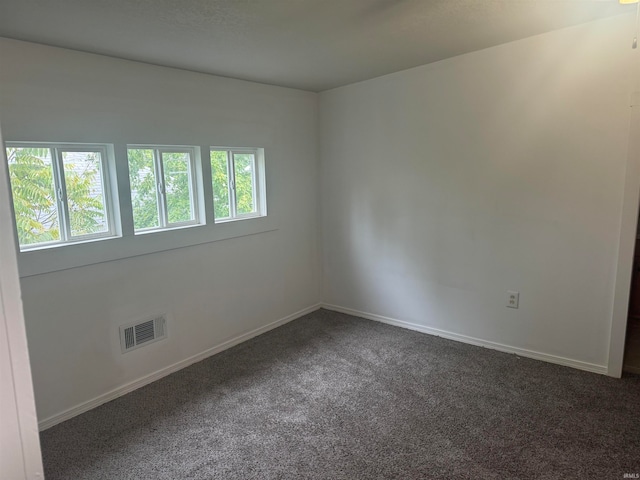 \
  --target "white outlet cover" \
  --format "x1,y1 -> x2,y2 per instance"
507,290 -> 519,309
